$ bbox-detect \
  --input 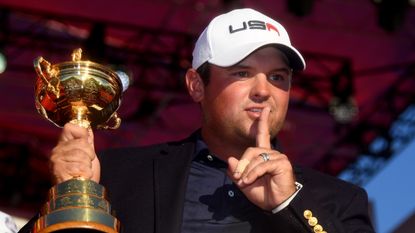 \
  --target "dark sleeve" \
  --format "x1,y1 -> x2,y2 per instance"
267,168 -> 375,233
285,184 -> 375,233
